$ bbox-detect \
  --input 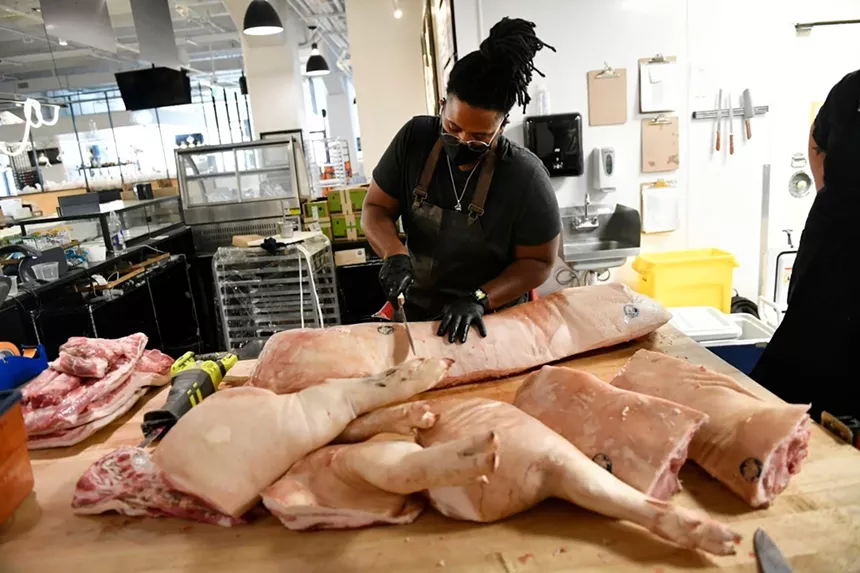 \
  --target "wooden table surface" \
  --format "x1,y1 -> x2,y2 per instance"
2,326 -> 859,573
